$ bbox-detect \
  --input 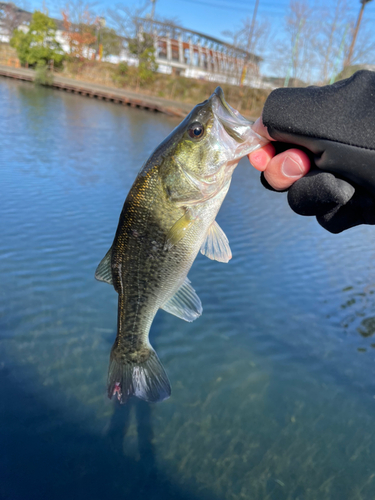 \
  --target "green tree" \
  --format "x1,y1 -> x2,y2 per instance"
128,32 -> 155,57
127,33 -> 158,85
138,46 -> 158,85
10,11 -> 65,67
99,27 -> 122,58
